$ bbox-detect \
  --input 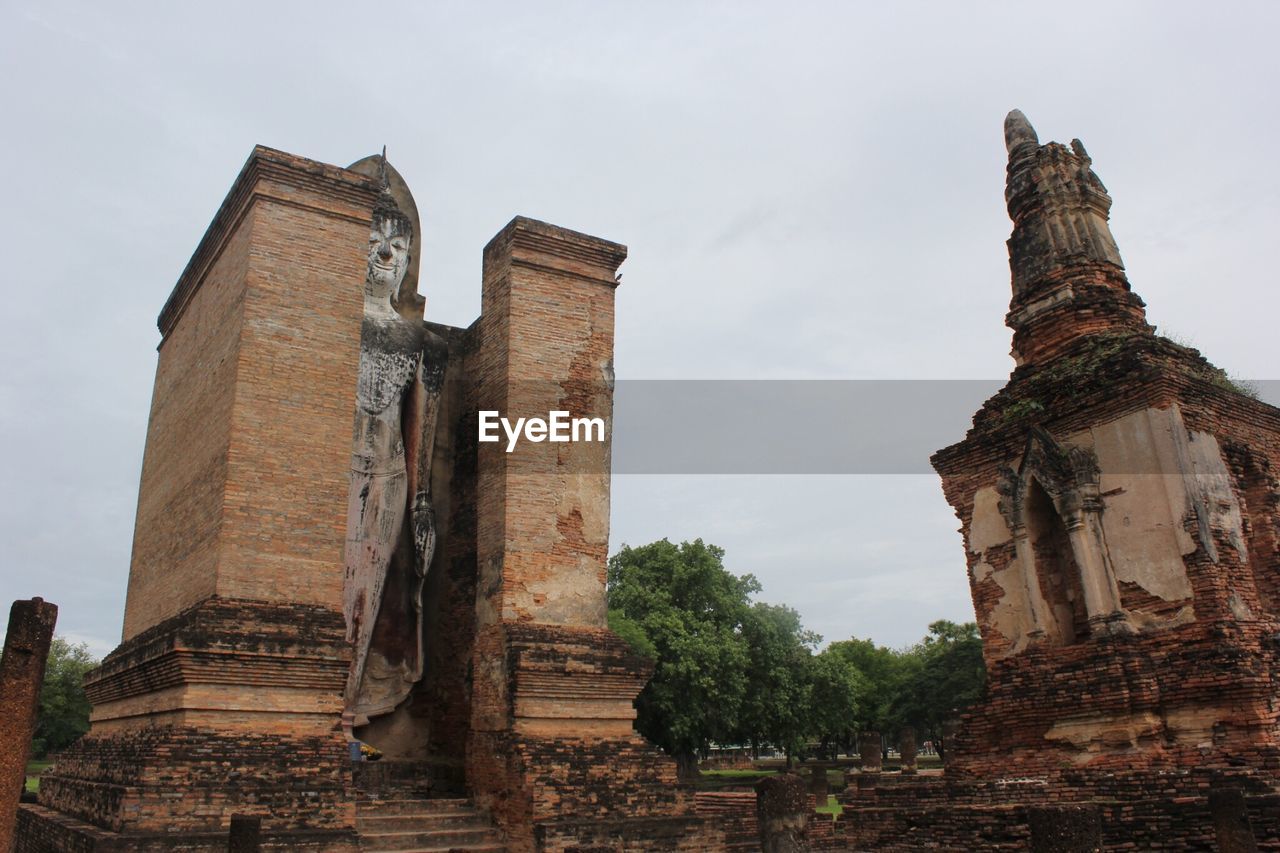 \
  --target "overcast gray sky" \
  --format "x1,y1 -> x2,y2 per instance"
3,1 -> 1278,657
